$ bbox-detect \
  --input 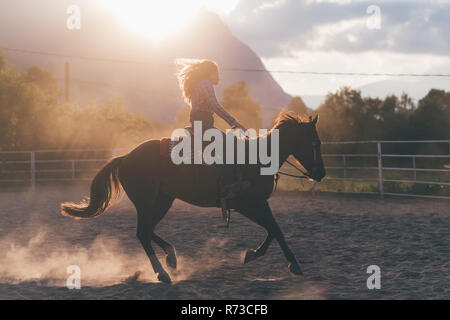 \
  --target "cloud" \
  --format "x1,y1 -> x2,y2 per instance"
223,0 -> 450,58
261,50 -> 450,97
